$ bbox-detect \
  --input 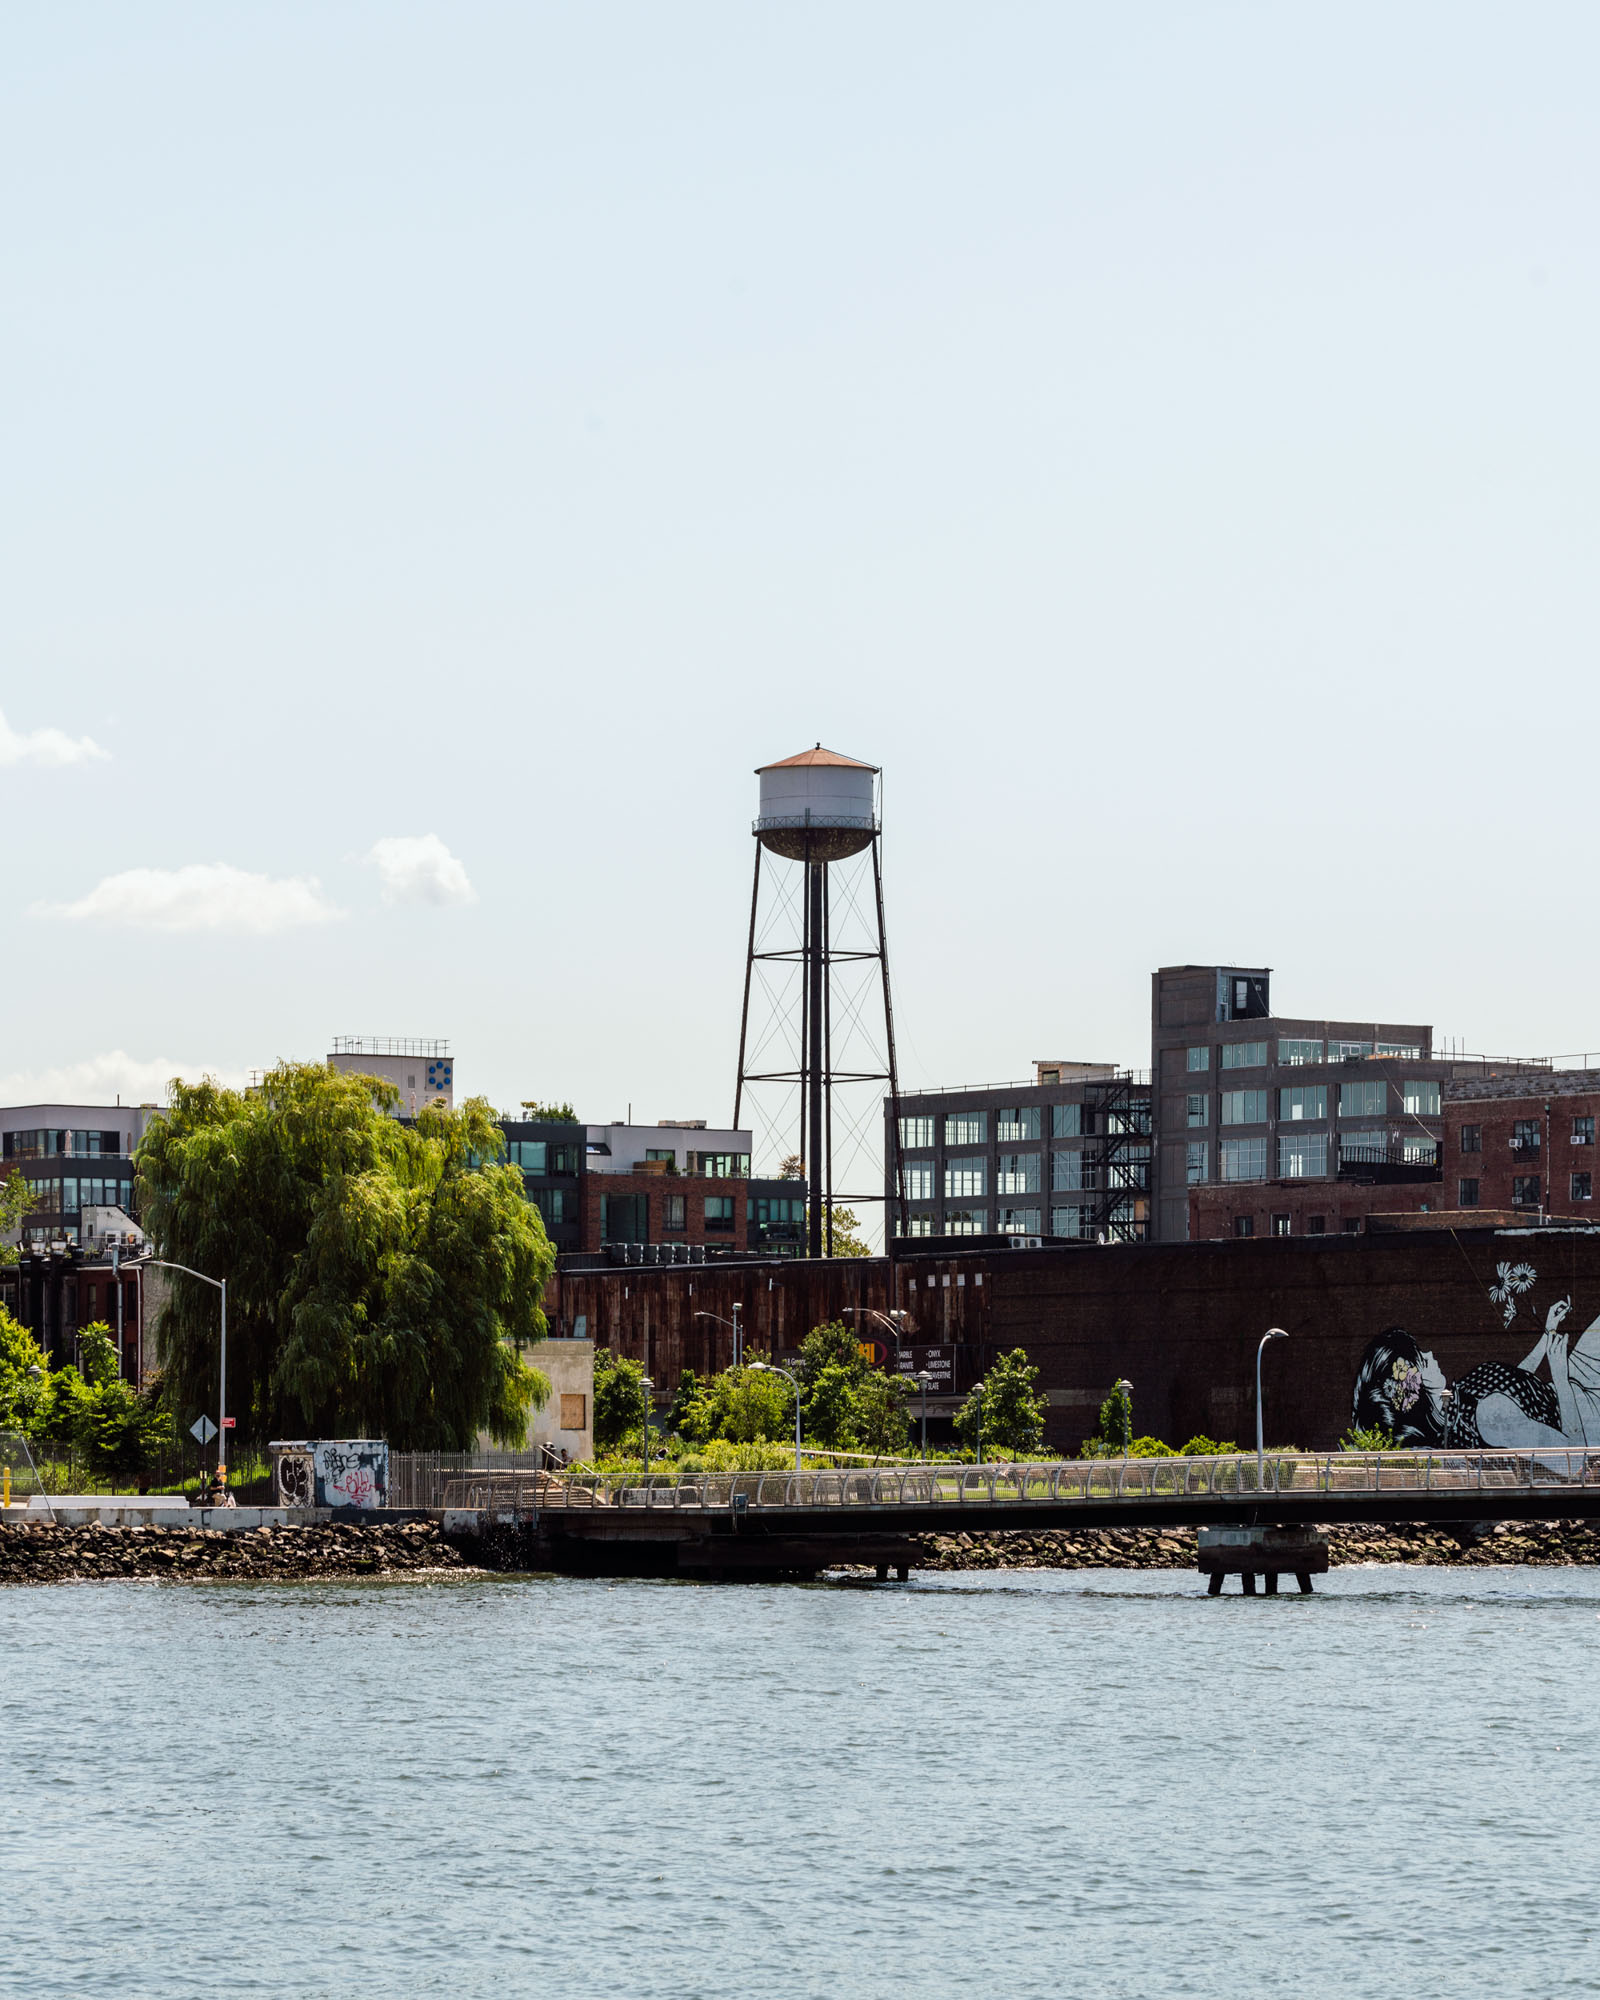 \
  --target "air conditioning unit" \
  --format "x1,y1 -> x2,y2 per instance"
1011,1235 -> 1043,1250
